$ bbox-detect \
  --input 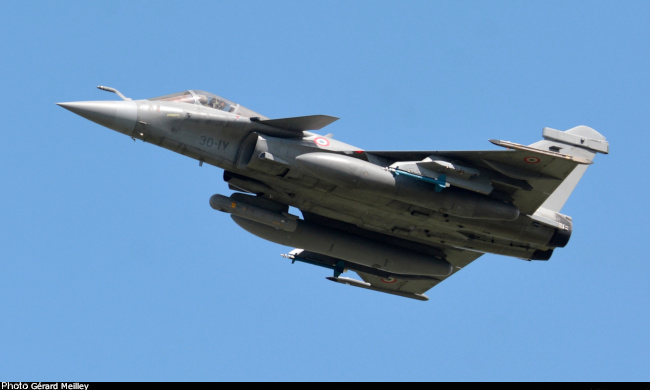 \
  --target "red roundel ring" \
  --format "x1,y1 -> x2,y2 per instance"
314,137 -> 330,147
381,277 -> 397,284
524,156 -> 541,164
